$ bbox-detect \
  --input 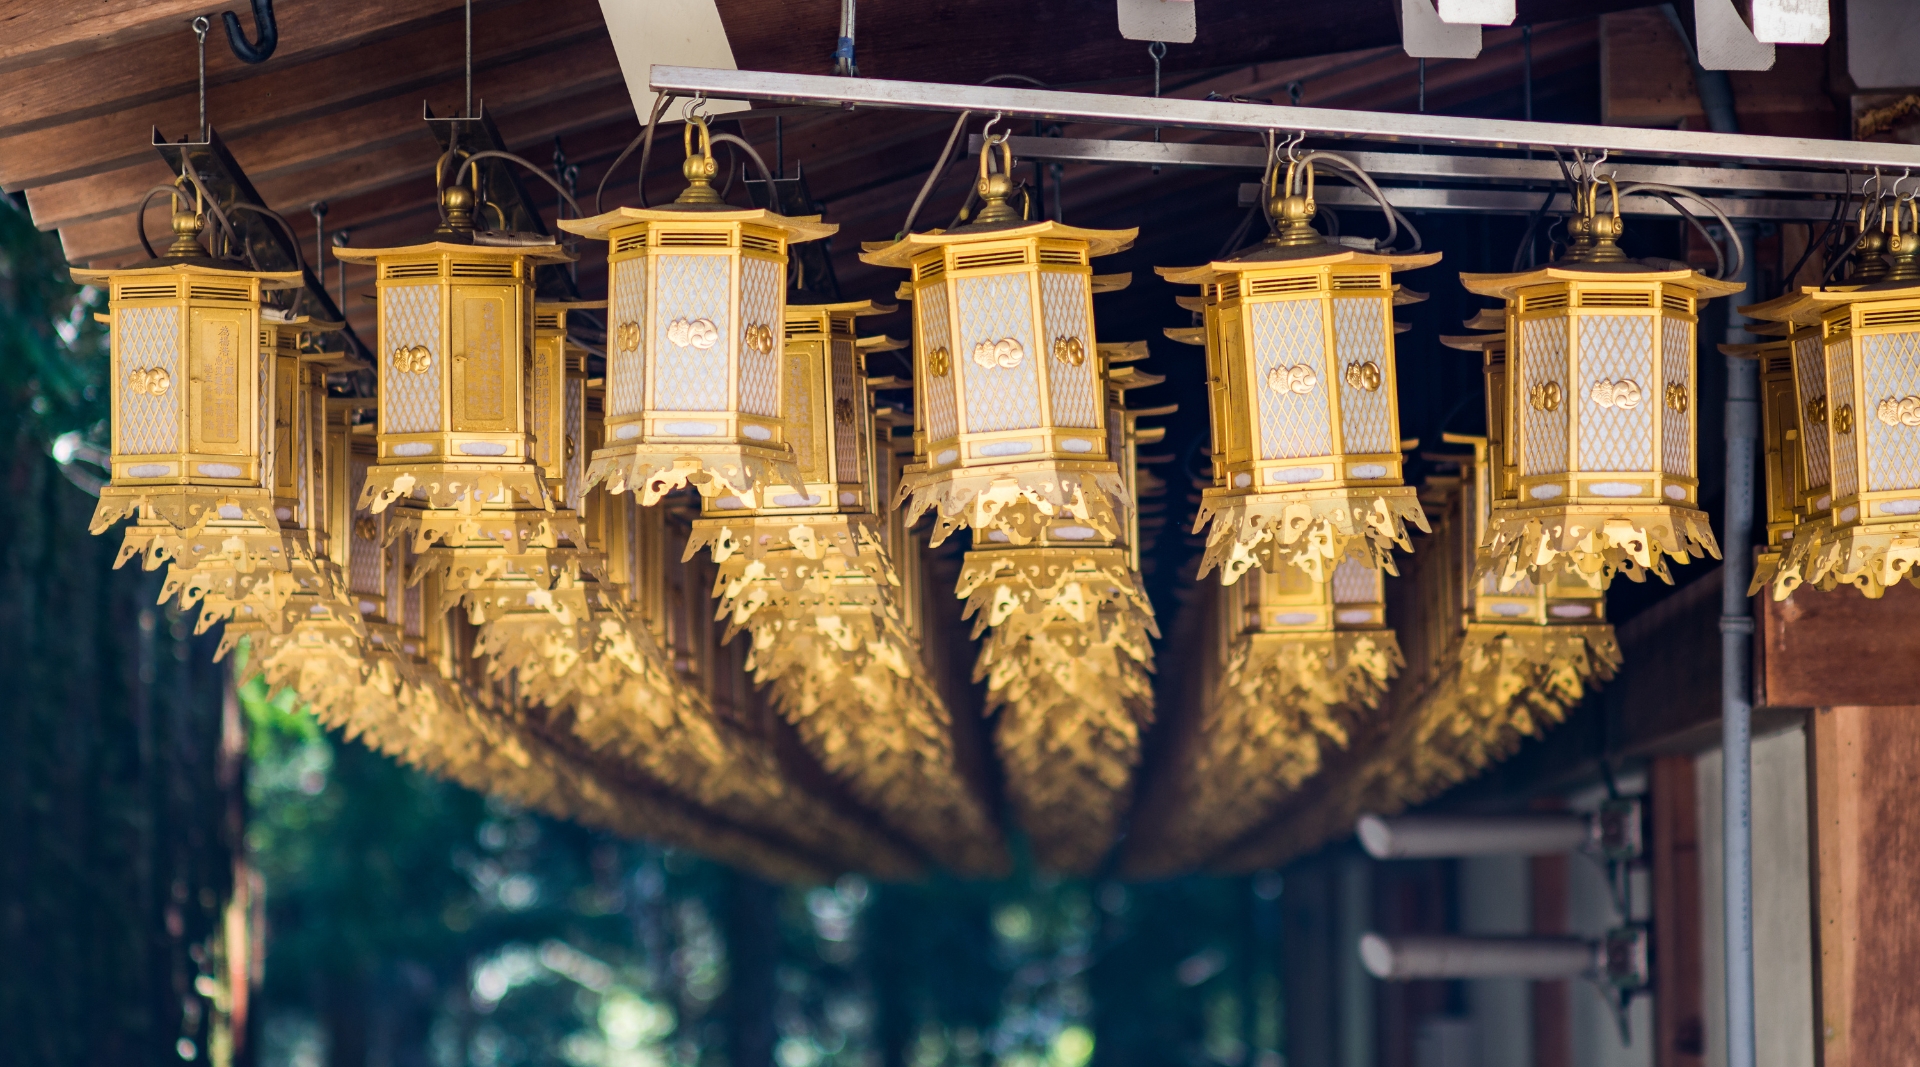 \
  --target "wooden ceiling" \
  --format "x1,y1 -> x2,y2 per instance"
3,0 -> 1653,337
